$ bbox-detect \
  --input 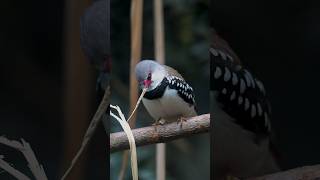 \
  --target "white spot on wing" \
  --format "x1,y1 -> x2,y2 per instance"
256,79 -> 266,95
226,54 -> 234,61
222,88 -> 227,94
240,79 -> 246,94
244,71 -> 251,87
214,67 -> 222,79
230,91 -> 236,101
244,70 -> 255,88
219,50 -> 227,60
245,98 -> 250,111
210,48 -> 219,56
232,72 -> 238,85
224,67 -> 231,82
